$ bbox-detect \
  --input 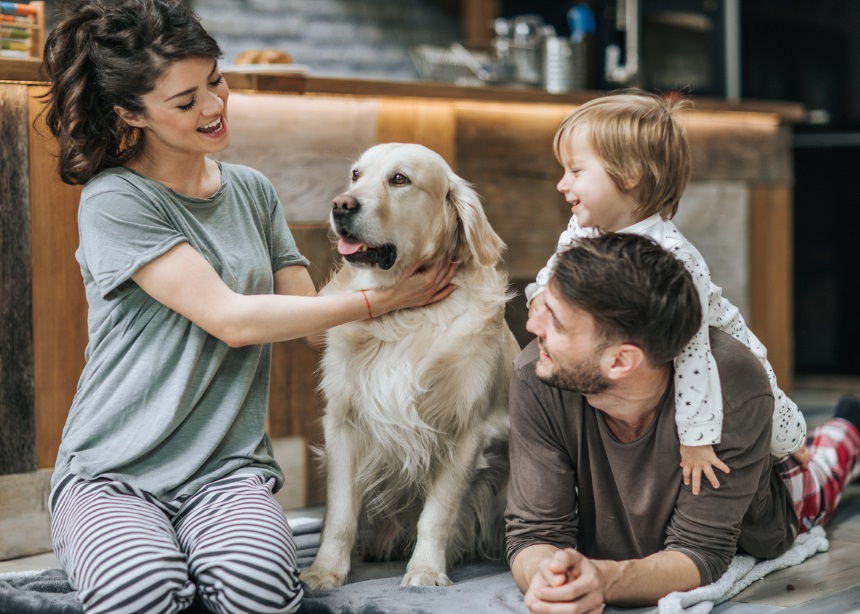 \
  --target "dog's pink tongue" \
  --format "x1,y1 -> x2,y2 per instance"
337,237 -> 367,255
